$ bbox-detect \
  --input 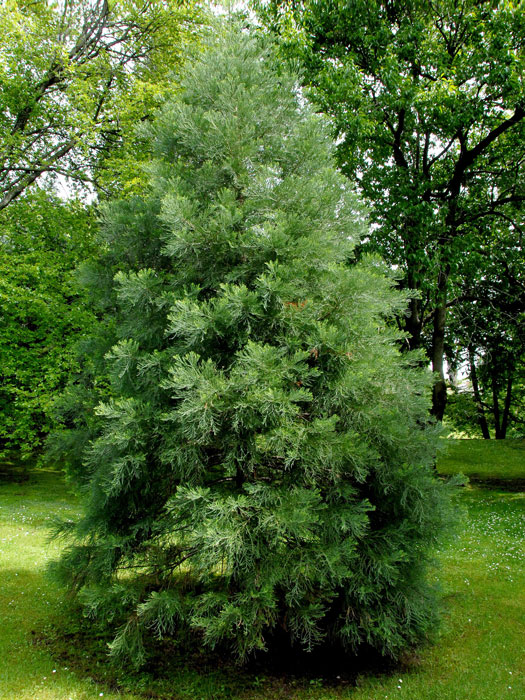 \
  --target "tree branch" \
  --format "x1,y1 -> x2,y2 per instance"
446,106 -> 525,197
